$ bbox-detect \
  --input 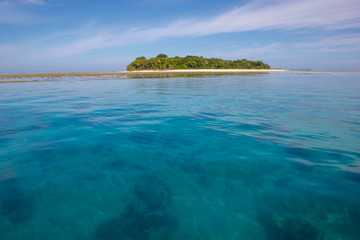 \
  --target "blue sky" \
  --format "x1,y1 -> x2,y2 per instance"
1,0 -> 360,73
